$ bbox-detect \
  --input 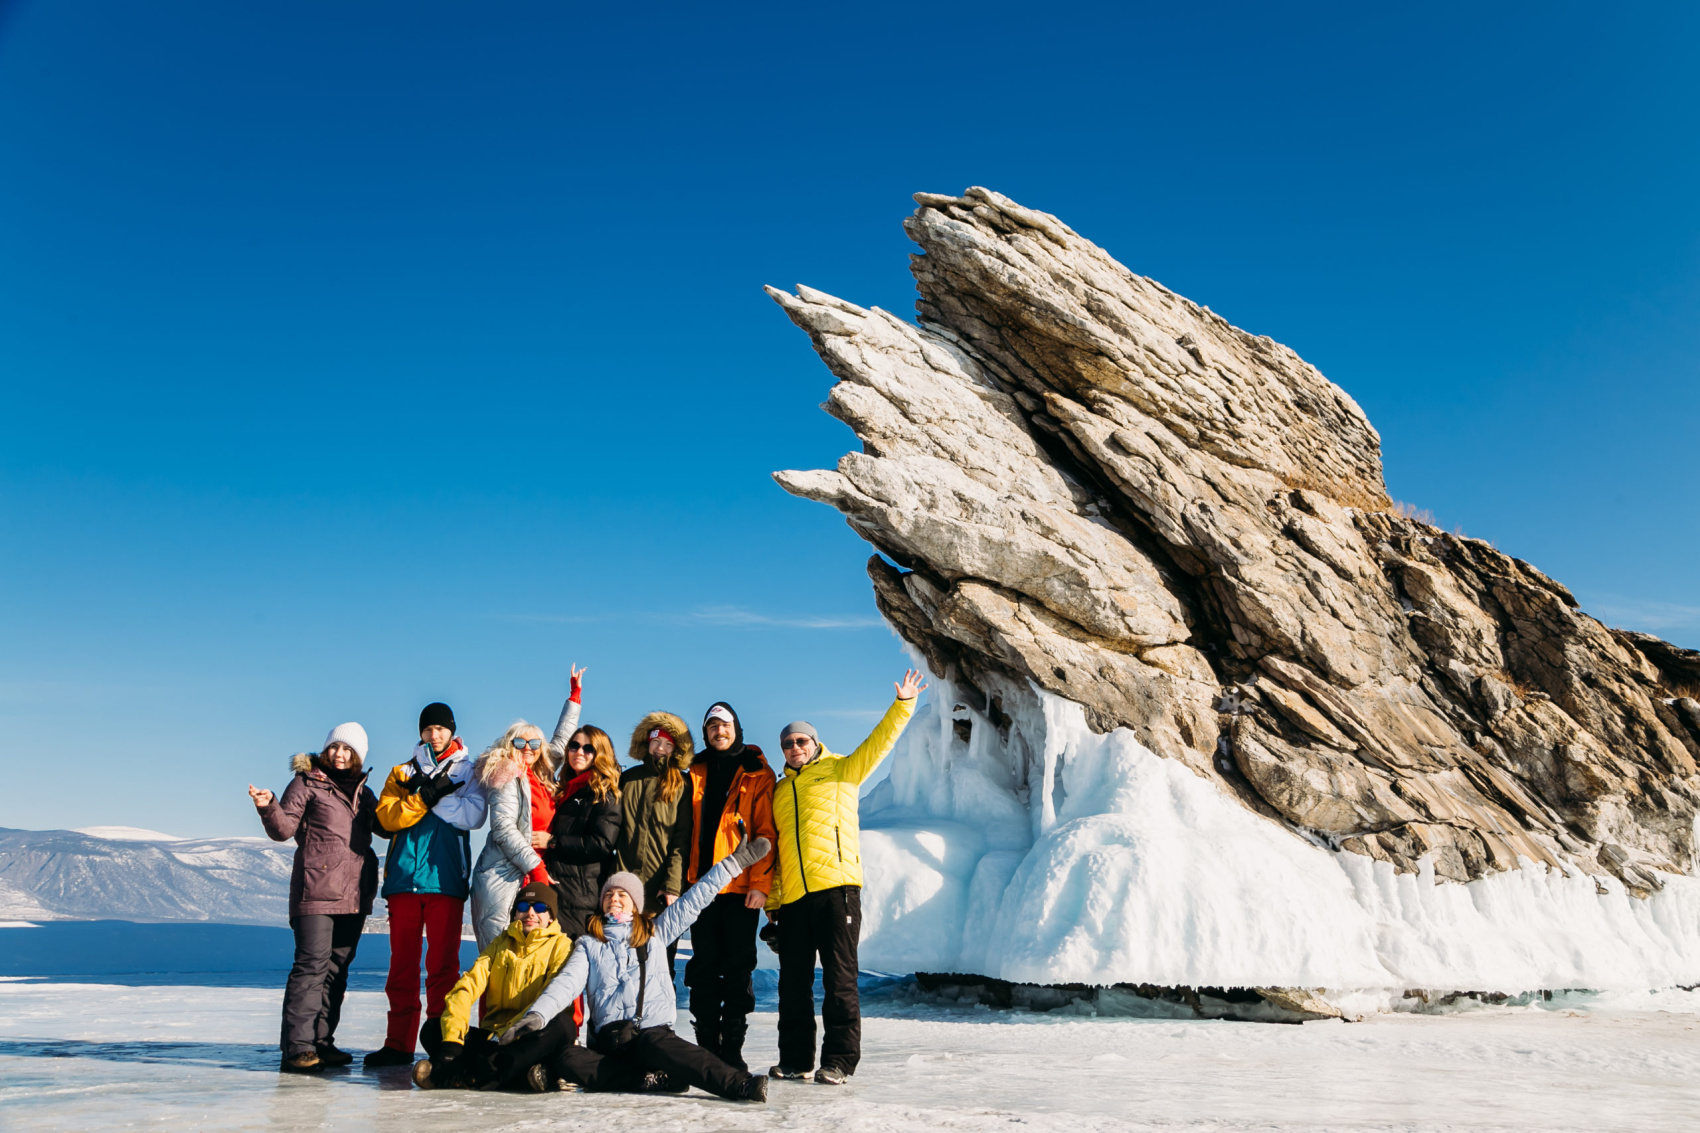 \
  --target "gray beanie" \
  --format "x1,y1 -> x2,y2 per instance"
779,720 -> 818,744
600,871 -> 646,915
